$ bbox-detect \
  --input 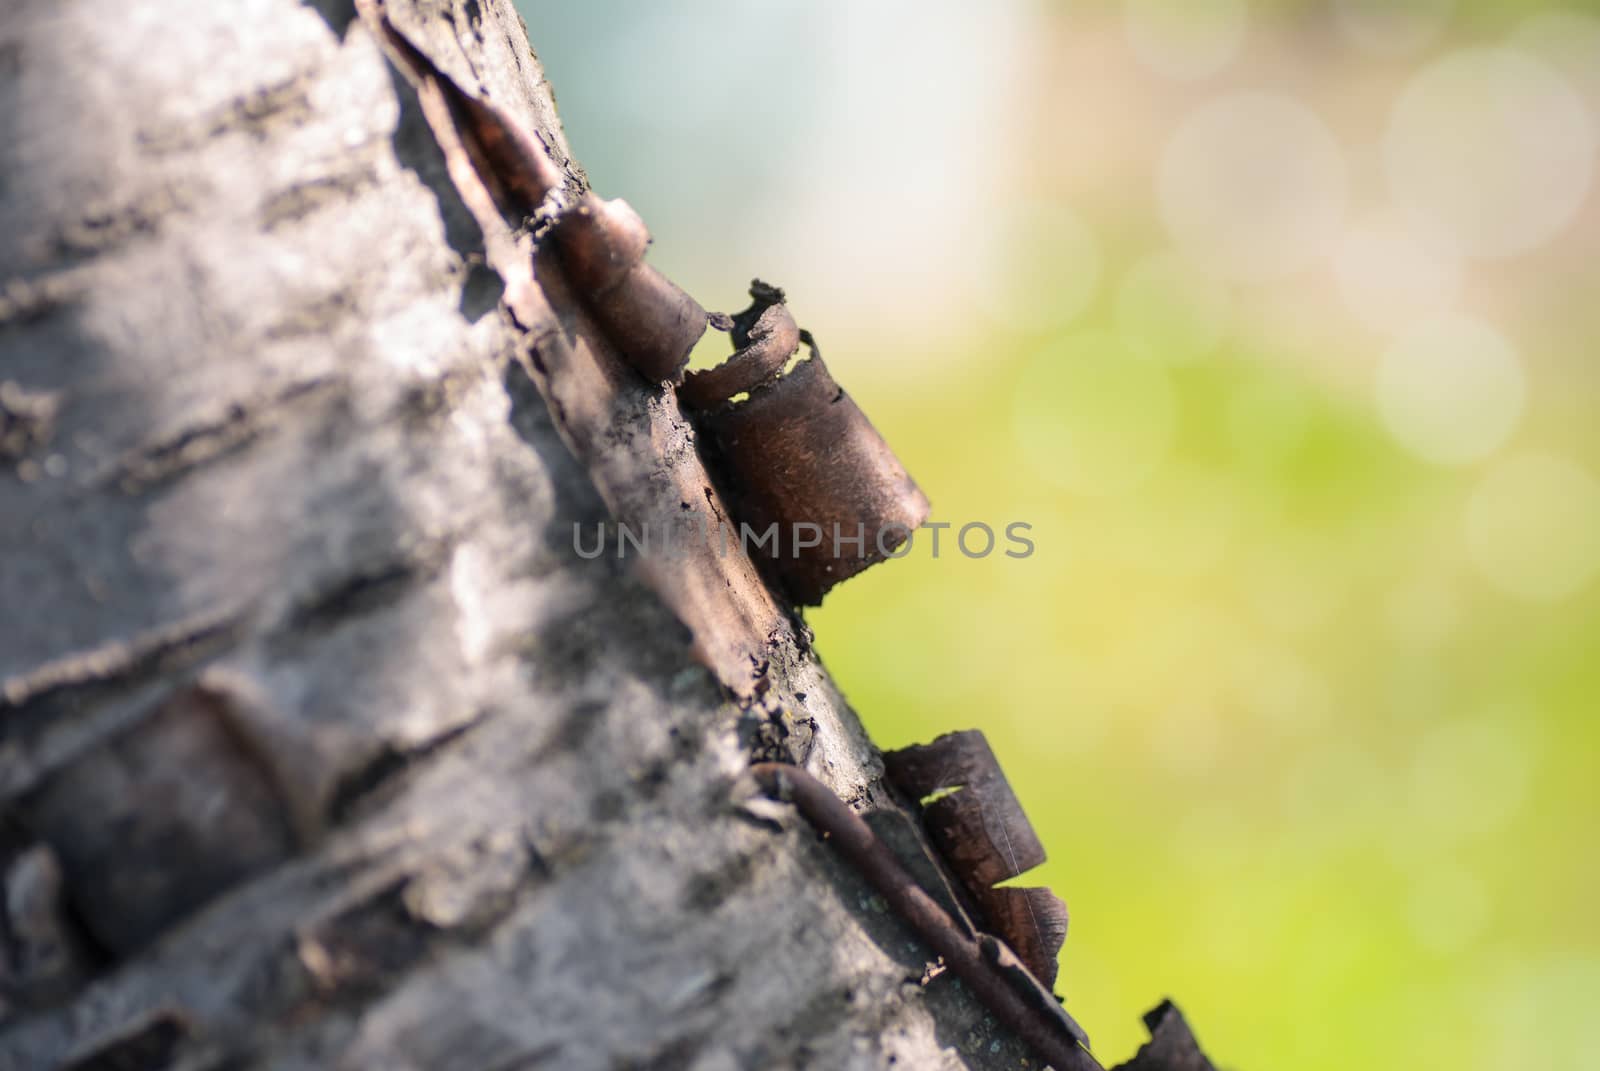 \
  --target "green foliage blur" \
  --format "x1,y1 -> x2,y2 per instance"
532,3 -> 1600,1067
817,316 -> 1599,1069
